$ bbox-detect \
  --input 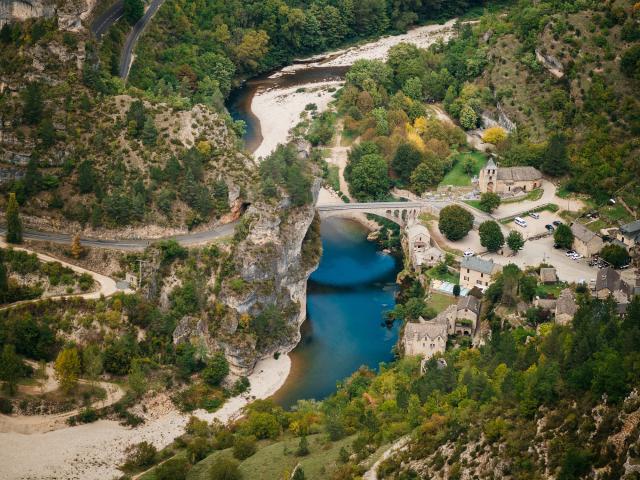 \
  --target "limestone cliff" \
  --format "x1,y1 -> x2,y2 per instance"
216,177 -> 322,376
0,0 -> 96,30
